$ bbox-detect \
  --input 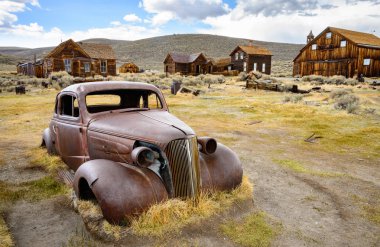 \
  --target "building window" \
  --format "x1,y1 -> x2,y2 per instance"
243,62 -> 247,72
363,58 -> 371,66
84,62 -> 90,73
326,32 -> 332,39
64,59 -> 71,73
253,63 -> 257,71
235,53 -> 238,60
240,52 -> 244,59
228,65 -> 231,71
311,44 -> 317,50
100,60 -> 107,73
340,40 -> 347,47
262,63 -> 266,72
